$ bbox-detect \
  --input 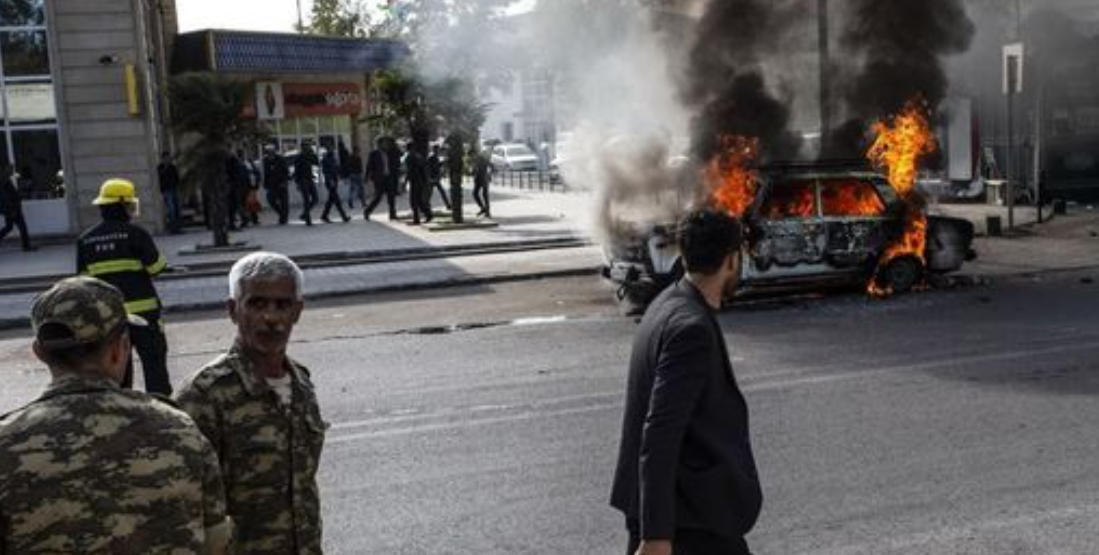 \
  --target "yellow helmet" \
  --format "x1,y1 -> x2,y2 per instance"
92,178 -> 139,206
